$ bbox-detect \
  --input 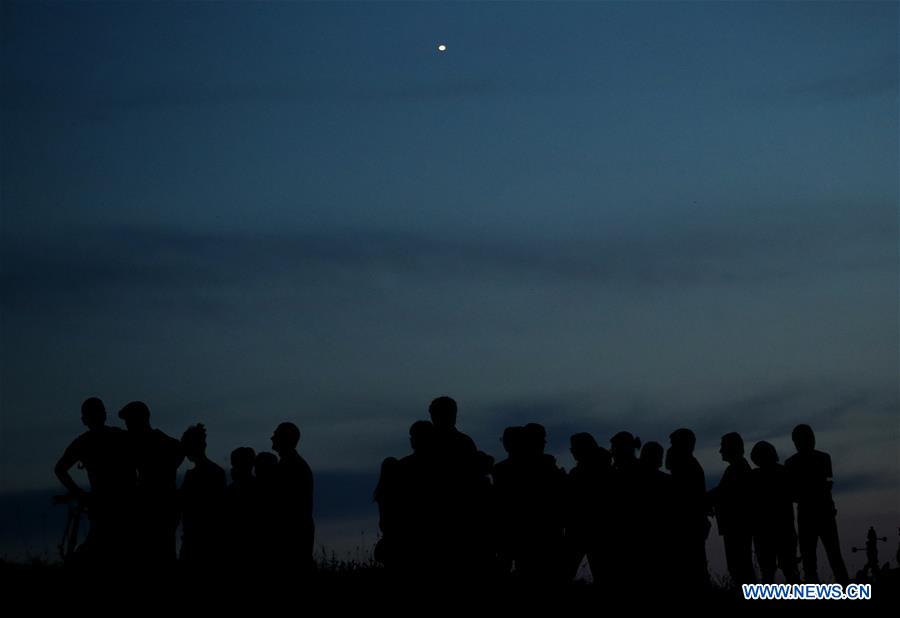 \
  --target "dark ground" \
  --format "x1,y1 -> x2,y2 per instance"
2,558 -> 897,613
